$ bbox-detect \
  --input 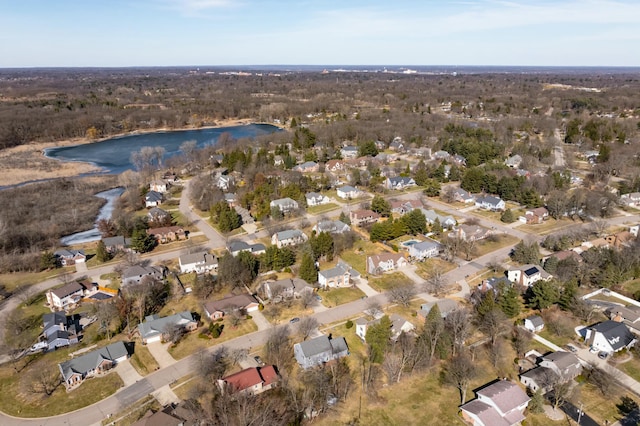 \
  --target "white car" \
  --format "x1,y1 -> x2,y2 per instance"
30,342 -> 47,352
